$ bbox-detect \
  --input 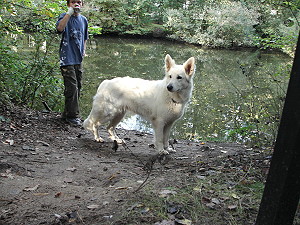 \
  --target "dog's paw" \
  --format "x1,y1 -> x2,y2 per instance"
159,149 -> 170,155
95,137 -> 104,143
